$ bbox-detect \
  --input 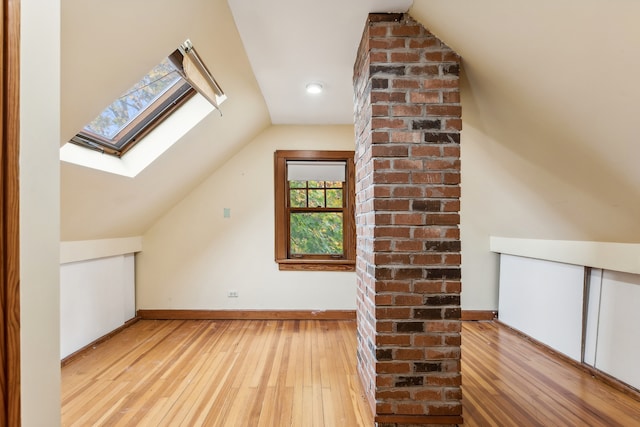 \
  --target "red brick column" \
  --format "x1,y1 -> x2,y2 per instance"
353,13 -> 462,426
